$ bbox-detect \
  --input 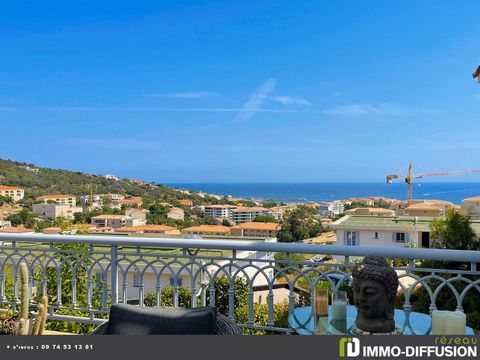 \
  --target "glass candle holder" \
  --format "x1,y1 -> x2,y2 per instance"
314,288 -> 328,315
332,291 -> 348,320
314,288 -> 329,335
